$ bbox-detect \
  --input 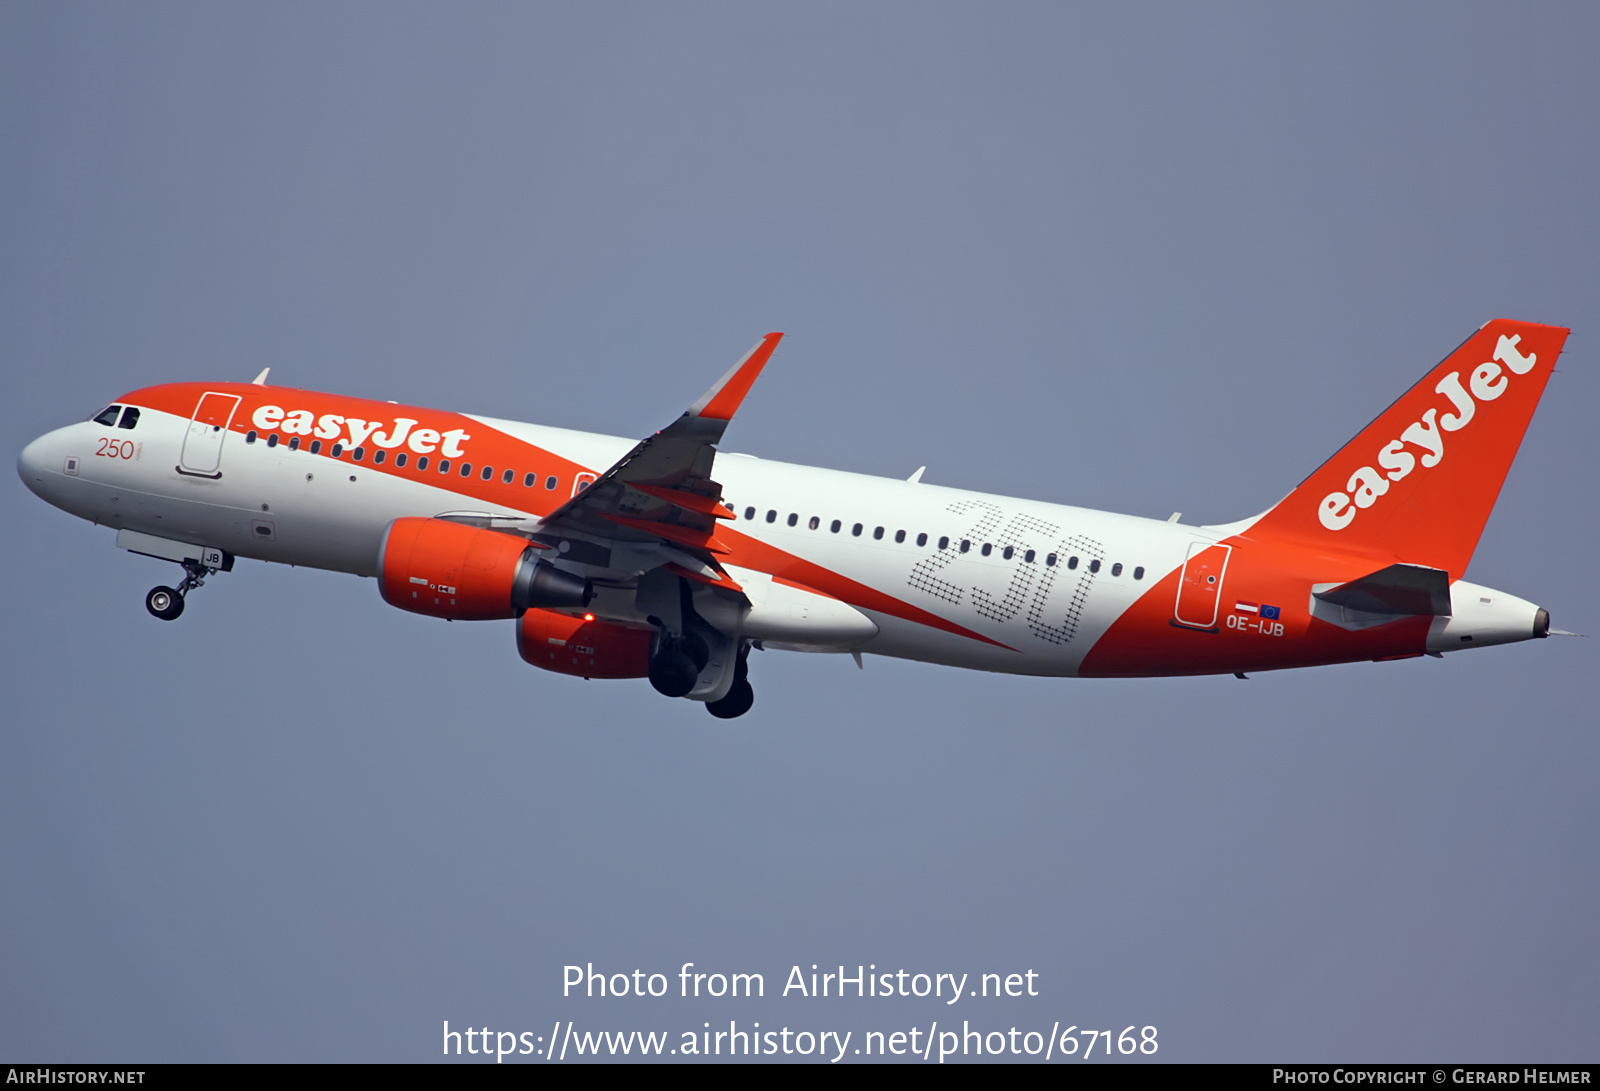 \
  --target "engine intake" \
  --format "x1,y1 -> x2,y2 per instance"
379,517 -> 591,621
